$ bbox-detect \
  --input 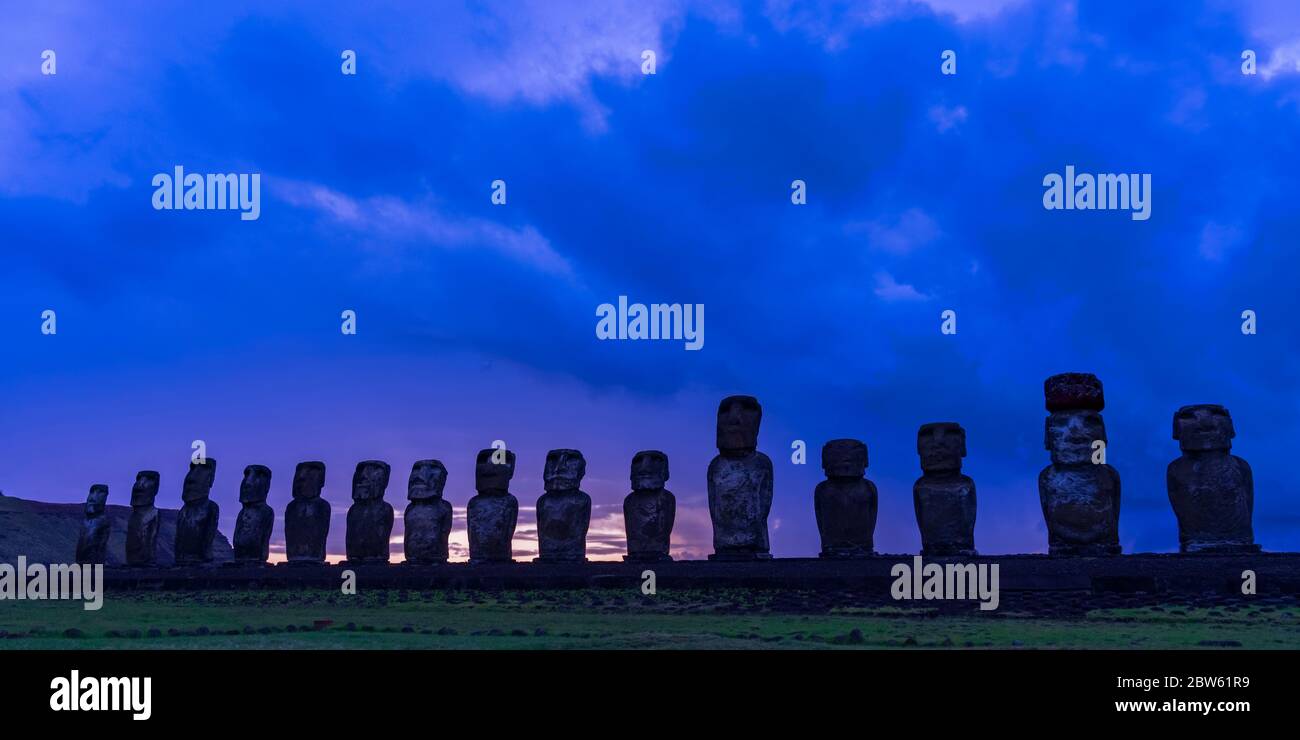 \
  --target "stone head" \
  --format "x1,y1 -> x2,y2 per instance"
475,448 -> 516,493
352,461 -> 391,501
822,439 -> 868,478
85,484 -> 109,516
292,462 -> 326,500
1044,373 -> 1105,412
918,422 -> 966,473
240,464 -> 272,504
130,471 -> 160,507
631,450 -> 669,490
1173,404 -> 1235,452
1045,410 -> 1106,465
408,459 -> 448,501
181,458 -> 217,503
544,449 -> 586,492
716,395 -> 762,453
